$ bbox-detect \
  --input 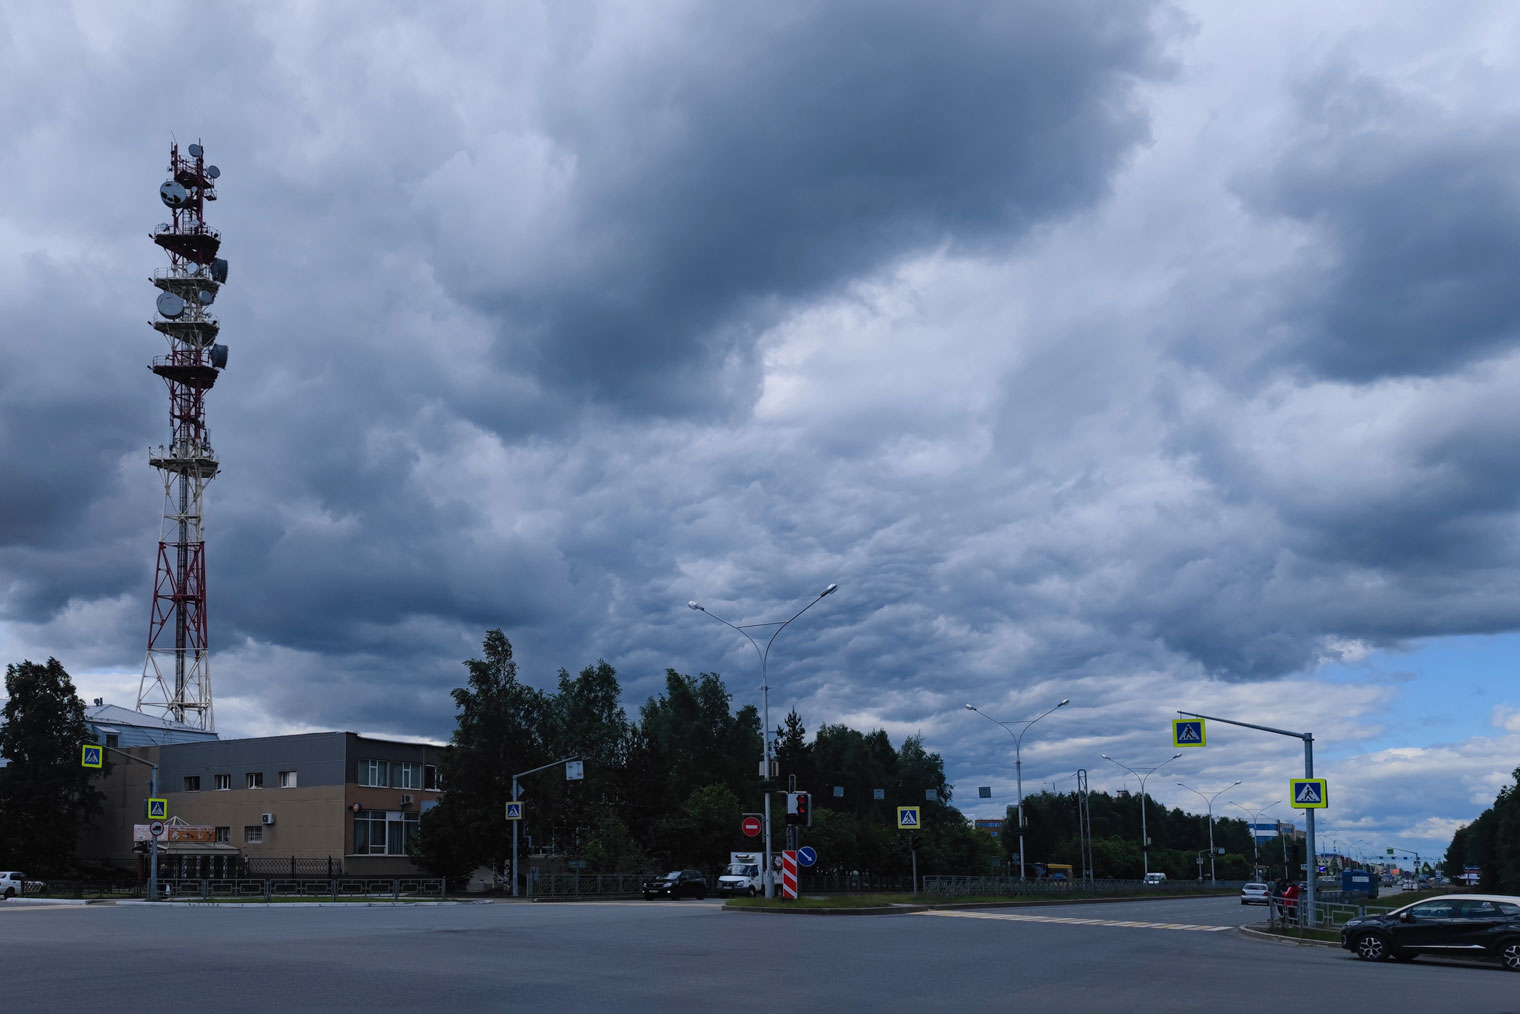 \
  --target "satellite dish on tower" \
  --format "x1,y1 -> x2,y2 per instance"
209,344 -> 229,369
156,291 -> 186,319
207,165 -> 221,179
188,143 -> 203,158
186,261 -> 201,274
159,181 -> 188,208
156,222 -> 170,233
197,288 -> 216,306
210,259 -> 229,284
